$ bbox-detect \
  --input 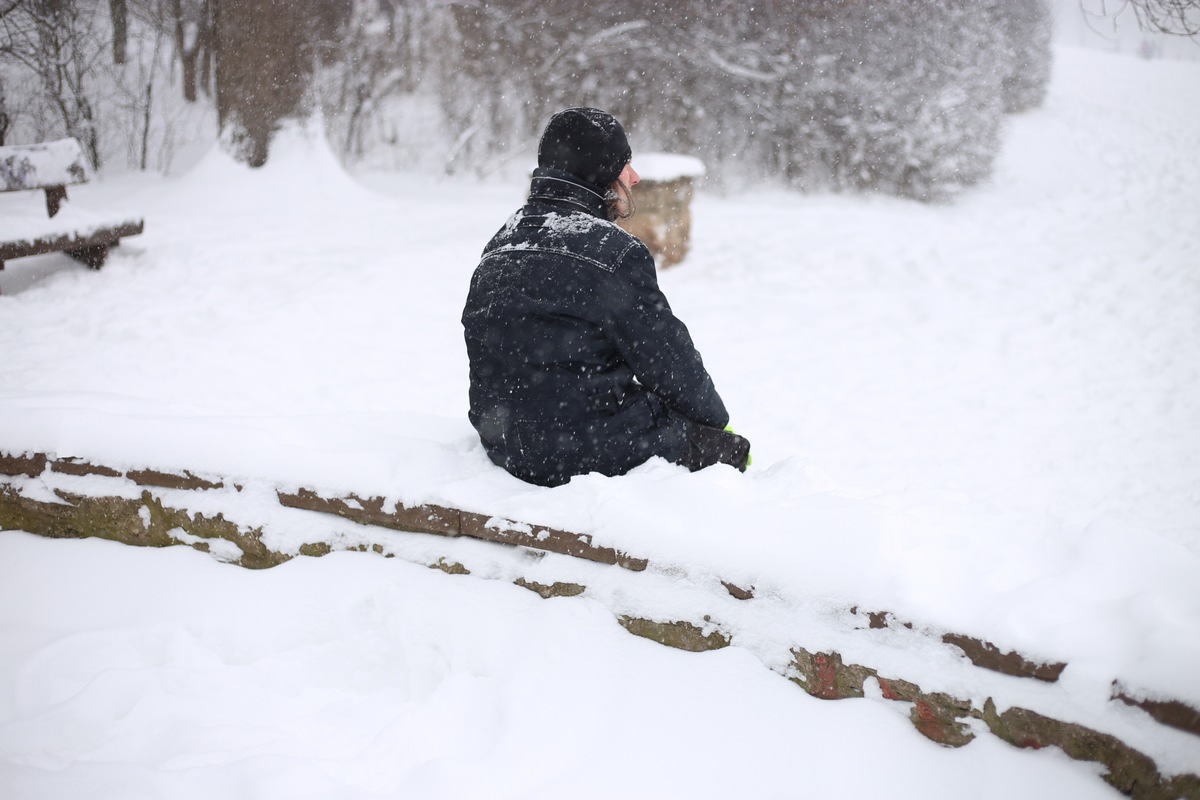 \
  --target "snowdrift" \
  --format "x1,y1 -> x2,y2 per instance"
2,48 -> 1199,797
